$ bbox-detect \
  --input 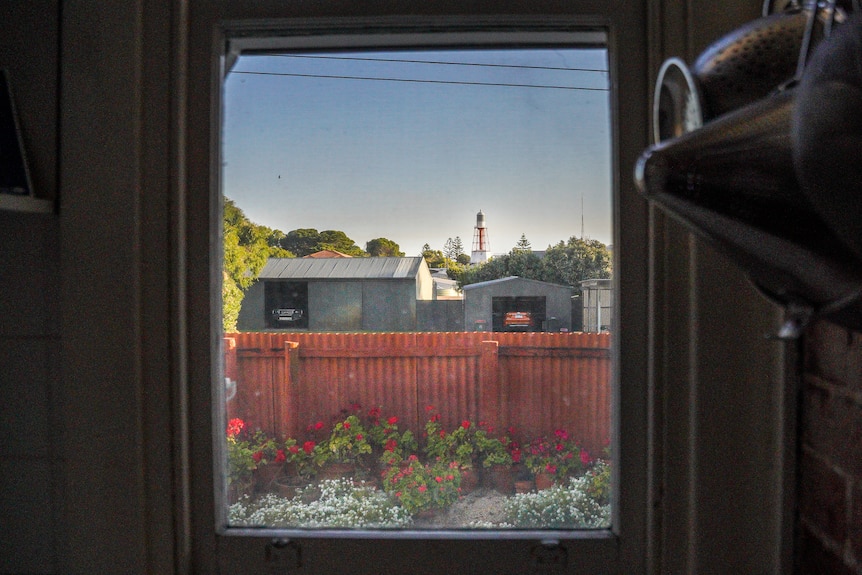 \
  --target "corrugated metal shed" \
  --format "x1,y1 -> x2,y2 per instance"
260,257 -> 425,280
